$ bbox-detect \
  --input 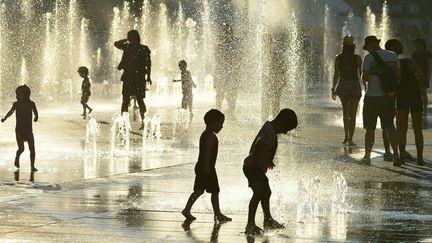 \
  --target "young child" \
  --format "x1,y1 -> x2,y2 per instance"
1,85 -> 39,171
173,60 -> 196,120
243,108 -> 298,235
78,66 -> 93,119
182,109 -> 232,222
